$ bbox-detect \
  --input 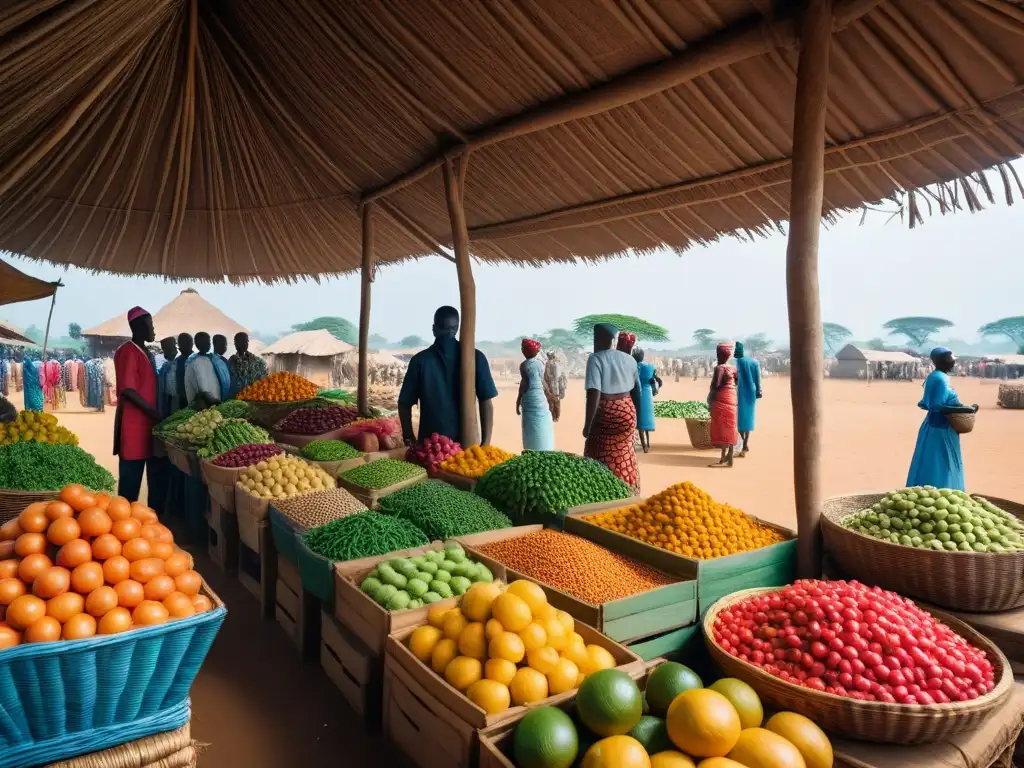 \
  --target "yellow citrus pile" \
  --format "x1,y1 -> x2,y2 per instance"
585,481 -> 786,560
439,445 -> 515,479
0,411 -> 78,446
236,371 -> 318,402
405,580 -> 618,715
